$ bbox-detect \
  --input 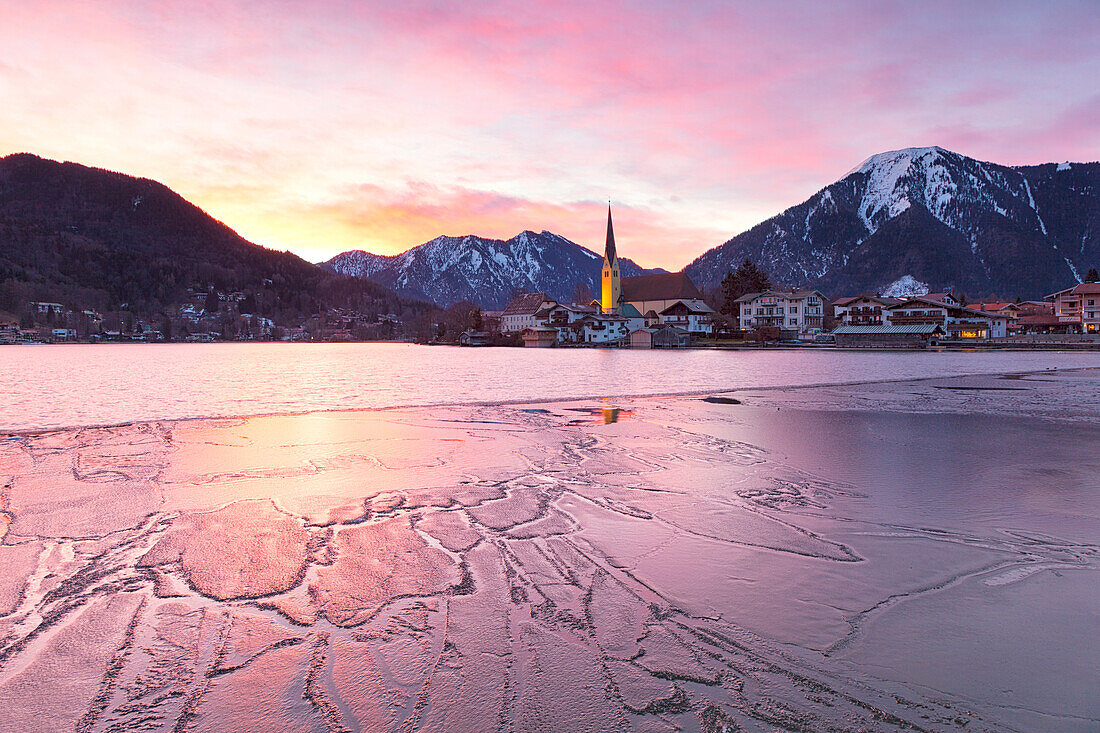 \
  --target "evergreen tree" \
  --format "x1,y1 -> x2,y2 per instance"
720,259 -> 773,317
1086,267 -> 1099,283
